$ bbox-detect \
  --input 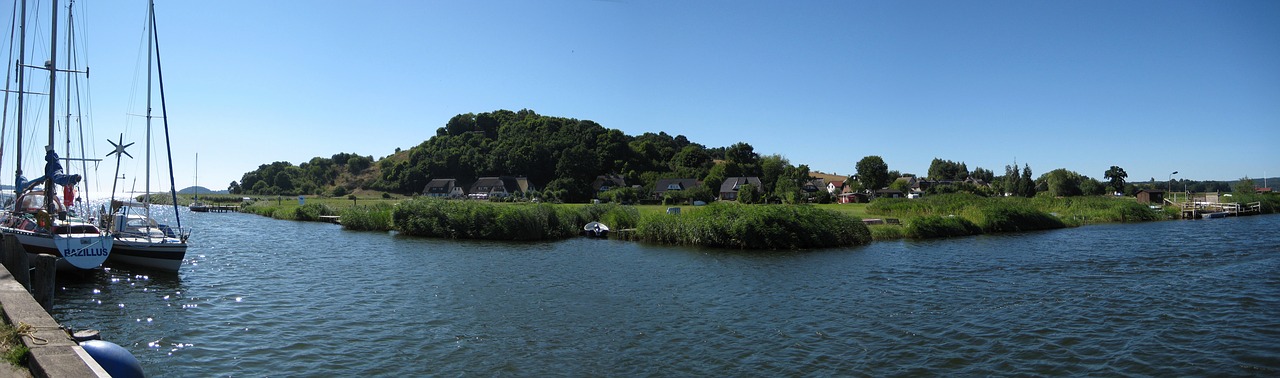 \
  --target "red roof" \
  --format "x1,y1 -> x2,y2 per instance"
1258,187 -> 1274,193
